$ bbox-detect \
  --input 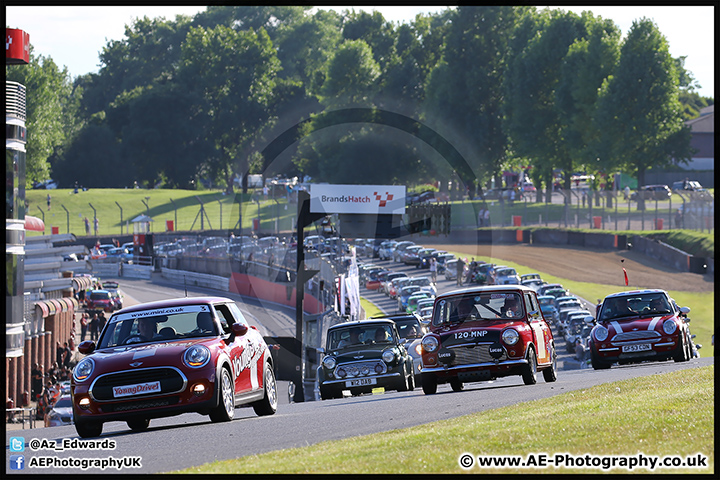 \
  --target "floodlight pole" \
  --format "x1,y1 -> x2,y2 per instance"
115,201 -> 123,235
